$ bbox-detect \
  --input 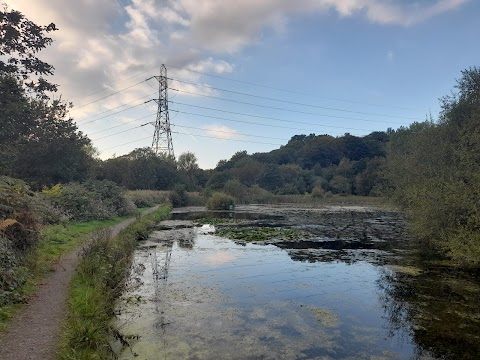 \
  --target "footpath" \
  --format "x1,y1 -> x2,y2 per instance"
0,206 -> 159,360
